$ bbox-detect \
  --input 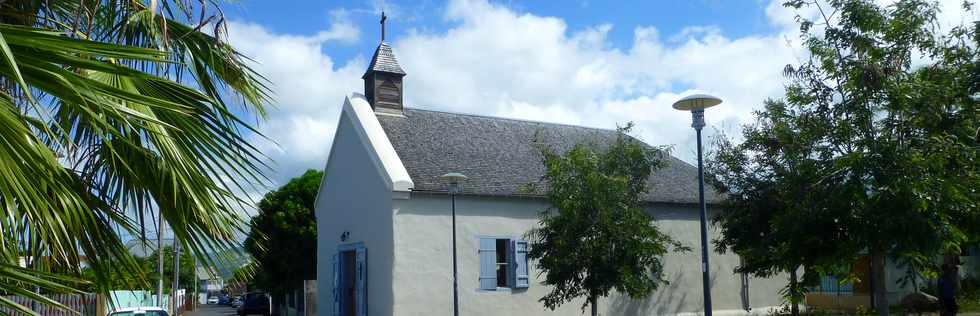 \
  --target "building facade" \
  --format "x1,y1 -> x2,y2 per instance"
313,35 -> 796,315
312,30 -> 965,315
